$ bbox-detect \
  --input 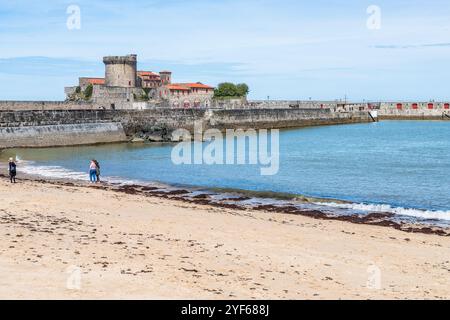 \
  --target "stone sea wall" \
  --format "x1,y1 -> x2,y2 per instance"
2,99 -> 450,118
0,108 -> 371,148
0,110 -> 114,127
247,100 -> 338,109
0,101 -> 98,111
378,102 -> 450,119
0,110 -> 127,148
1,100 -> 447,148
206,109 -> 367,130
0,123 -> 127,148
